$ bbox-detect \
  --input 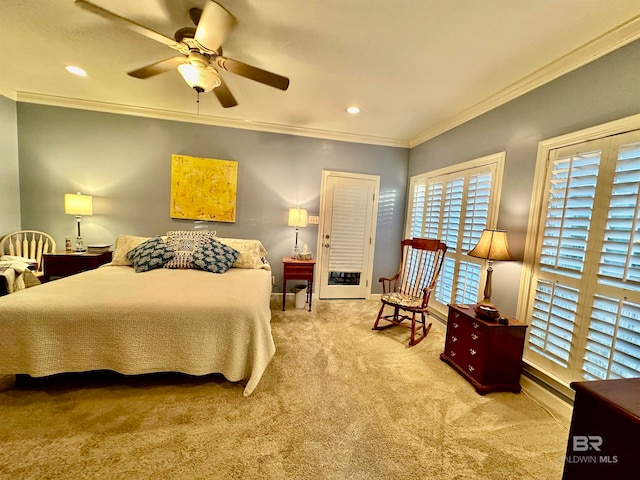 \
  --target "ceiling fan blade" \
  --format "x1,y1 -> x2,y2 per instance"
189,8 -> 202,26
75,0 -> 177,48
212,78 -> 238,108
127,57 -> 187,79
216,57 -> 289,91
194,1 -> 237,51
